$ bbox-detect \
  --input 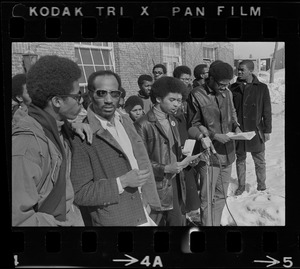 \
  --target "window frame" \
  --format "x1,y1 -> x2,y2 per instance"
74,42 -> 115,92
203,47 -> 217,63
162,42 -> 182,76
